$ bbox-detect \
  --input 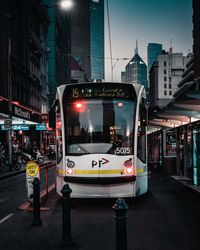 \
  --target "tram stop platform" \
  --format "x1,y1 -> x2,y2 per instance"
171,175 -> 200,194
